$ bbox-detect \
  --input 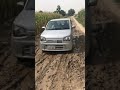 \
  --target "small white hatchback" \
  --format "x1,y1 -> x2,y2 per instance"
40,18 -> 75,51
